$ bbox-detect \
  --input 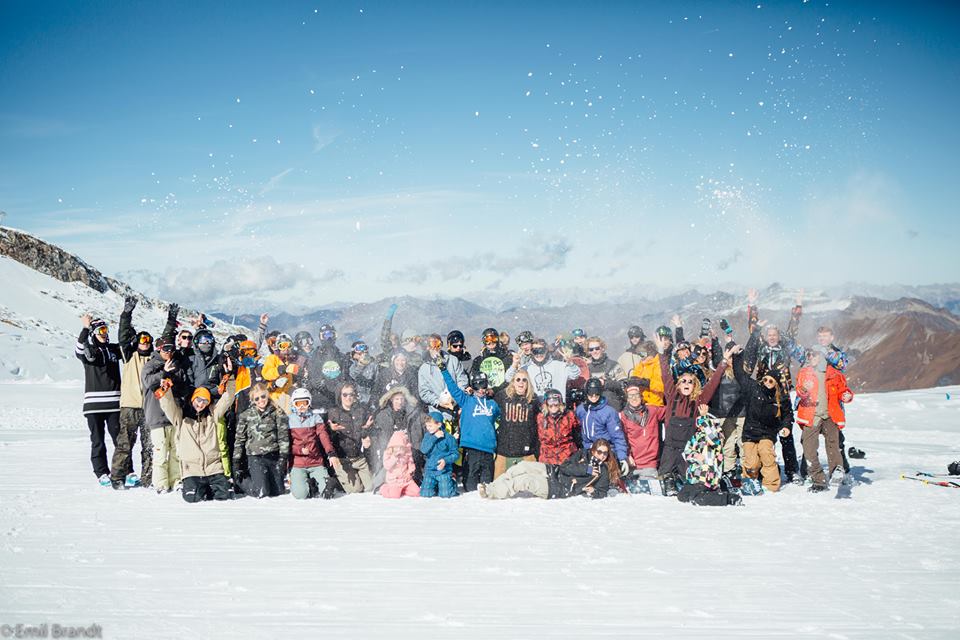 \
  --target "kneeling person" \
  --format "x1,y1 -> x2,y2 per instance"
420,411 -> 460,498
288,388 -> 340,499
